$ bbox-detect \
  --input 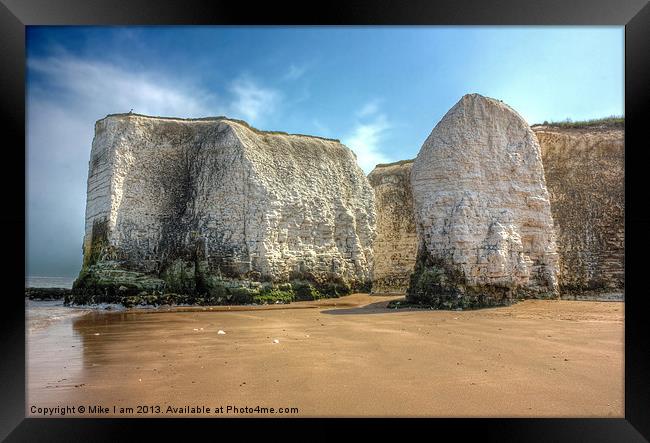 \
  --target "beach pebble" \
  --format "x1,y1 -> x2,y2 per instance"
217,330 -> 226,335
273,339 -> 280,344
193,328 -> 199,331
93,333 -> 100,336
